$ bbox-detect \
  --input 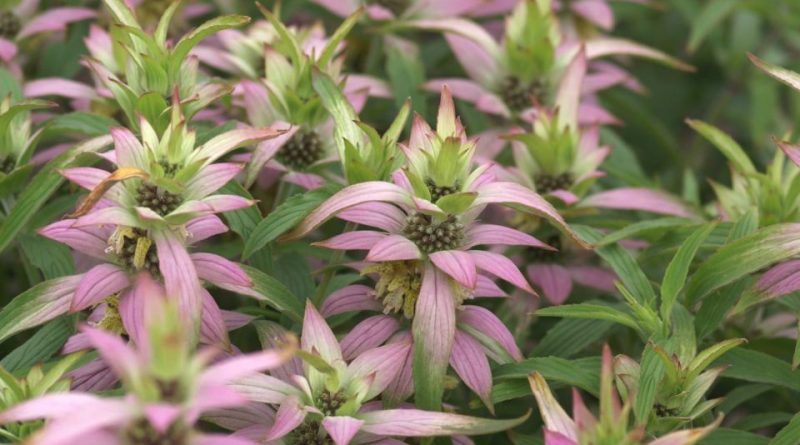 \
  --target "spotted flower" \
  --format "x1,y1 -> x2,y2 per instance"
285,86 -> 585,409
0,286 -> 297,445
211,302 -> 527,445
529,345 -> 720,445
